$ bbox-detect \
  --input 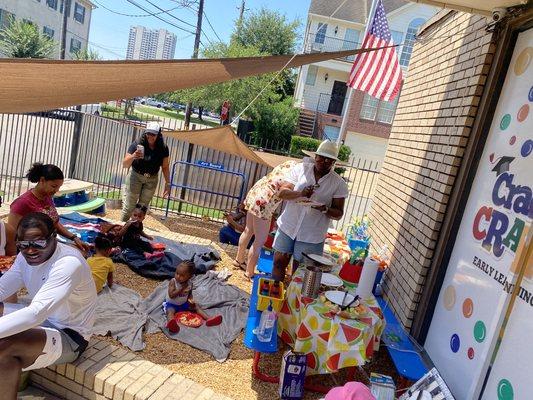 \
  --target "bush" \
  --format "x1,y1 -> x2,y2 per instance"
251,97 -> 299,147
289,136 -> 351,162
